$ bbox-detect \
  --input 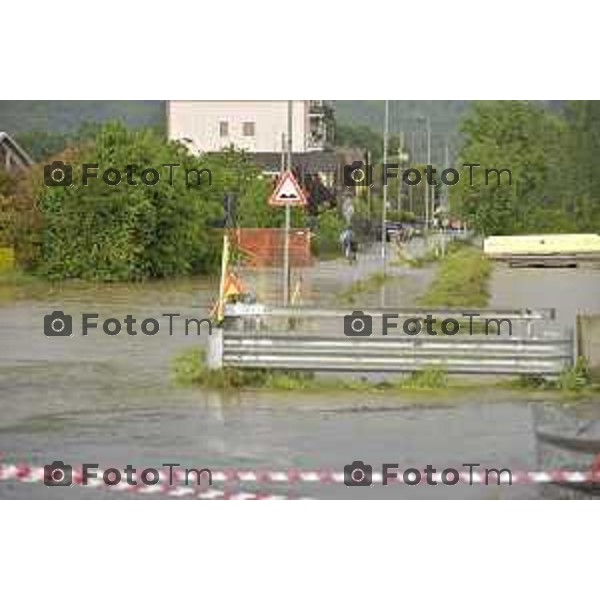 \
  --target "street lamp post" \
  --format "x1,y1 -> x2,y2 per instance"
380,100 -> 389,307
417,116 -> 431,232
381,99 -> 389,276
396,132 -> 409,213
